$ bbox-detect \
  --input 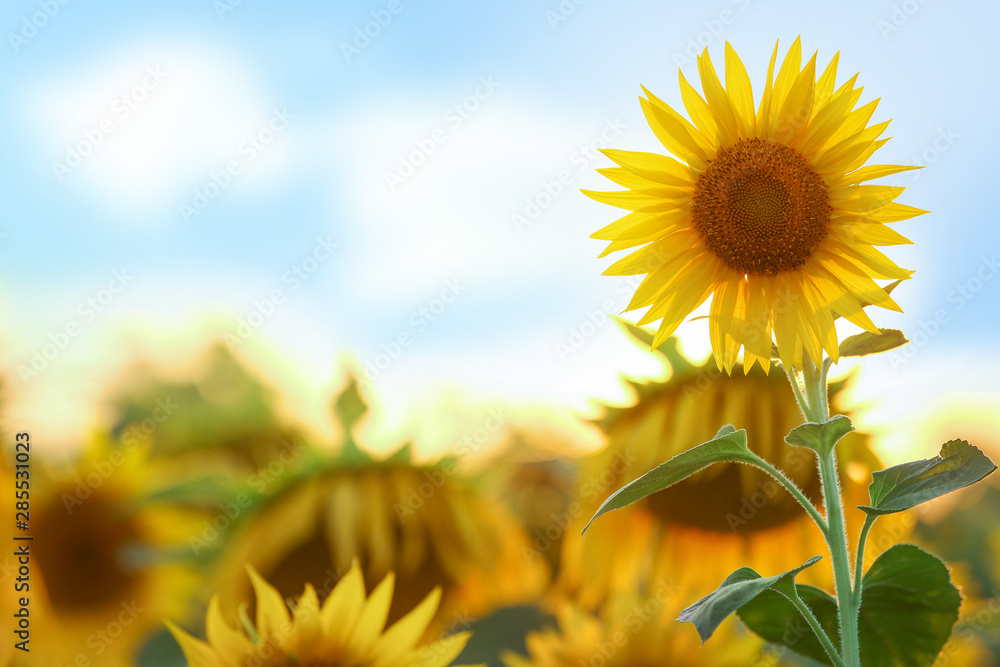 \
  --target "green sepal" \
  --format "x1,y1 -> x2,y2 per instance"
583,428 -> 754,533
784,415 -> 854,458
678,556 -> 822,642
860,439 -> 997,516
